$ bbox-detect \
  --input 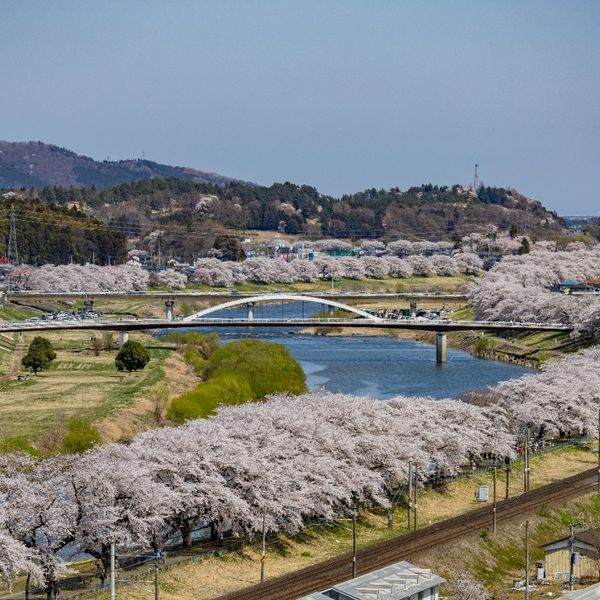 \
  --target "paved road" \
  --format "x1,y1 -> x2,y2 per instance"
218,468 -> 599,600
0,317 -> 573,334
